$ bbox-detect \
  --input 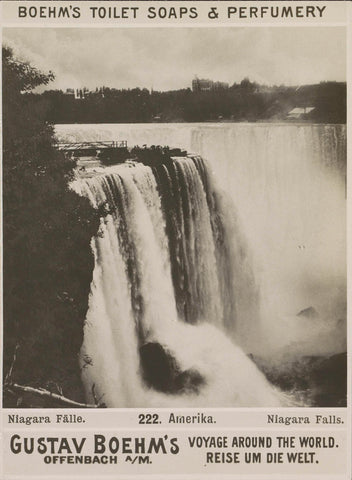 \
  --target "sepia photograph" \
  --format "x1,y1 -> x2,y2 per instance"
2,25 -> 347,411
